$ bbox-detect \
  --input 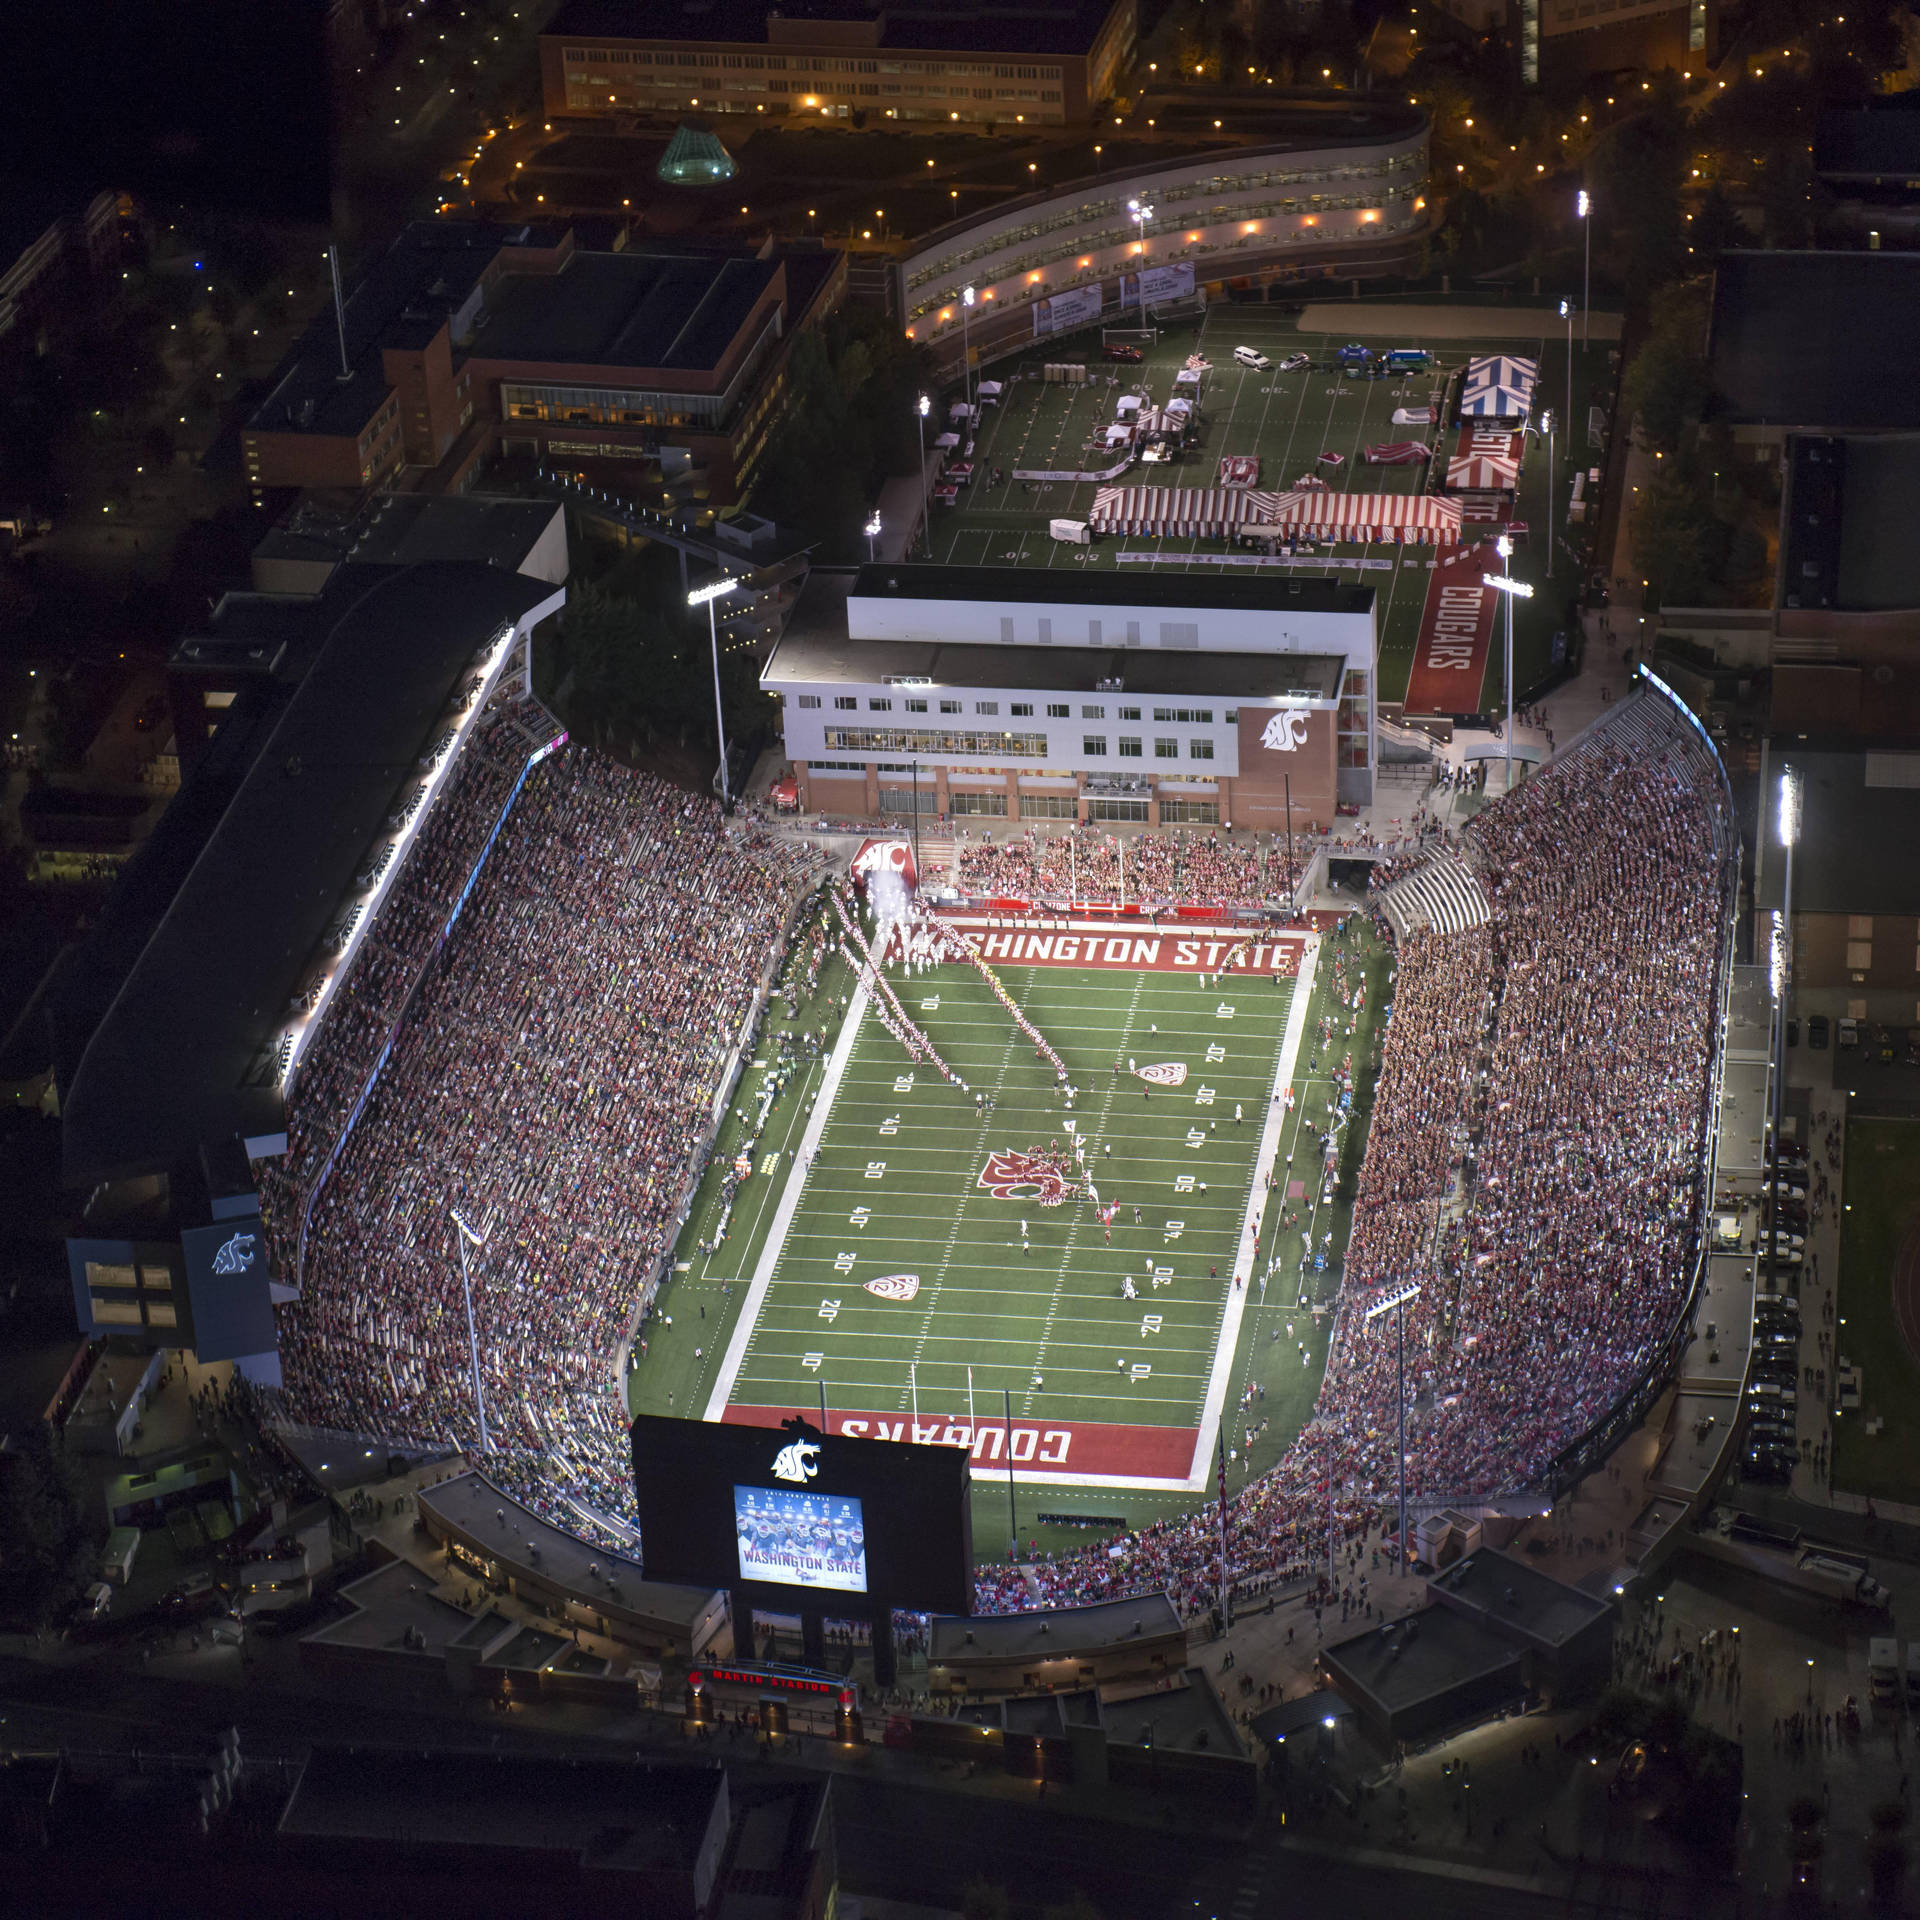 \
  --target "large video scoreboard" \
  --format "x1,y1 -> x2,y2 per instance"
630,1414 -> 973,1616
